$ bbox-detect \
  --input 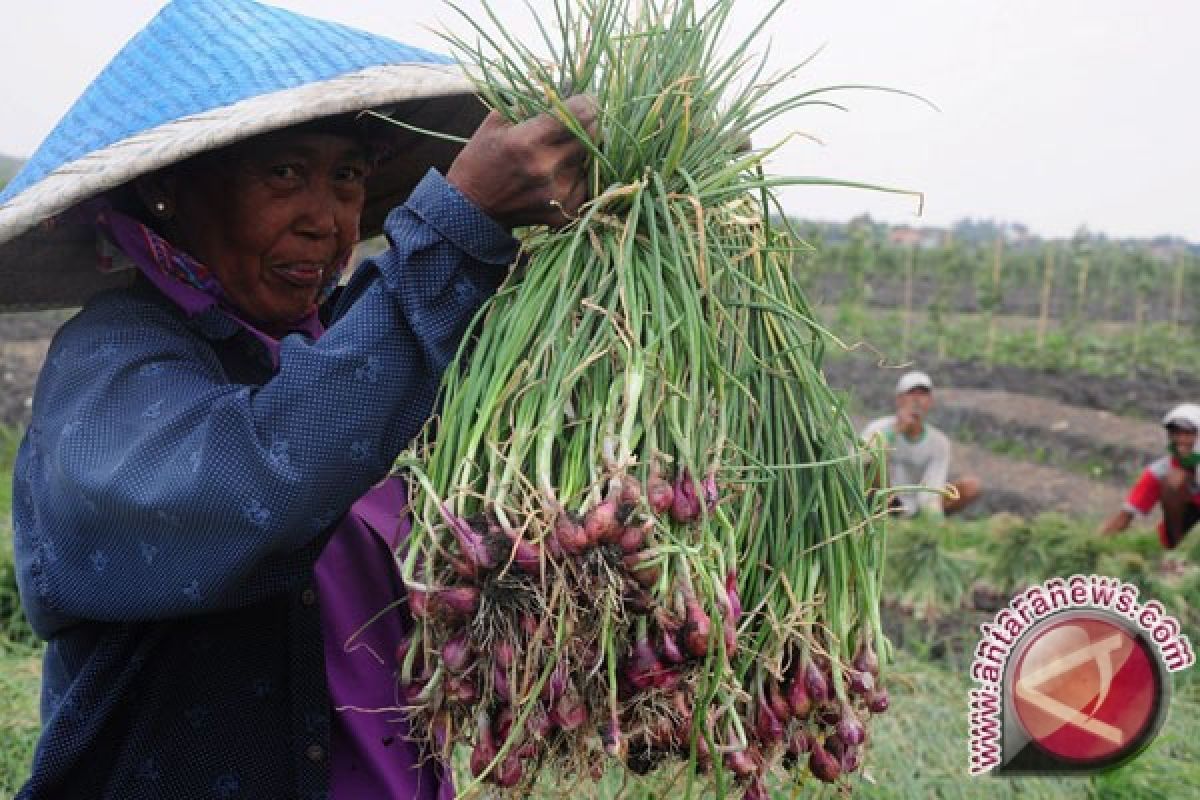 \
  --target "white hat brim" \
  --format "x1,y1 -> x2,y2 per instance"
0,65 -> 486,311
